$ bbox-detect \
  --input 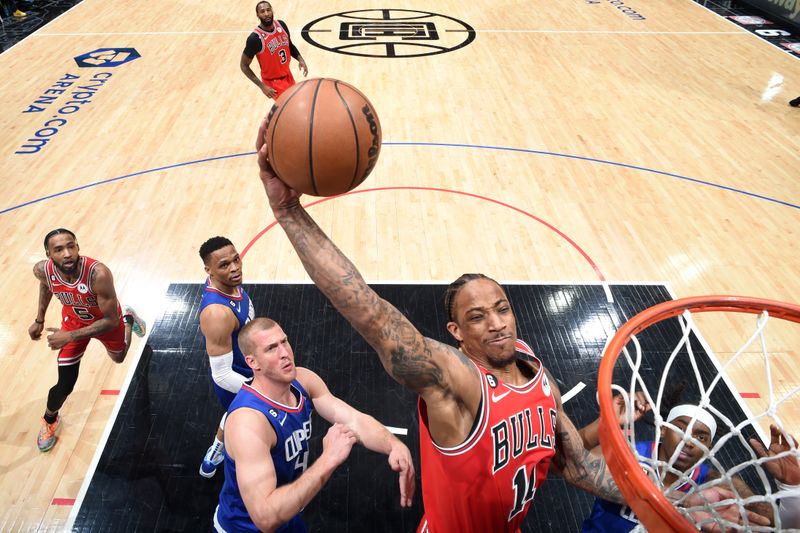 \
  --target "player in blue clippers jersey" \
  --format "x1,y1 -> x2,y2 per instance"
579,391 -> 778,531
198,236 -> 255,478
214,317 -> 416,533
